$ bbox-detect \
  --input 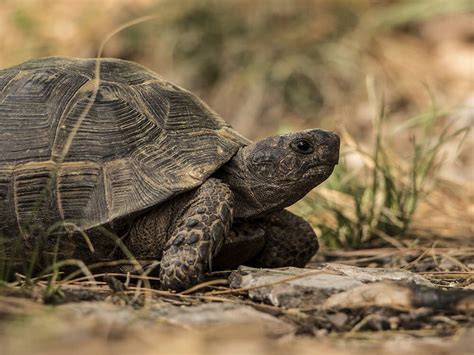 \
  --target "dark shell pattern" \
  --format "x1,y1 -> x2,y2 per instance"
0,57 -> 249,237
